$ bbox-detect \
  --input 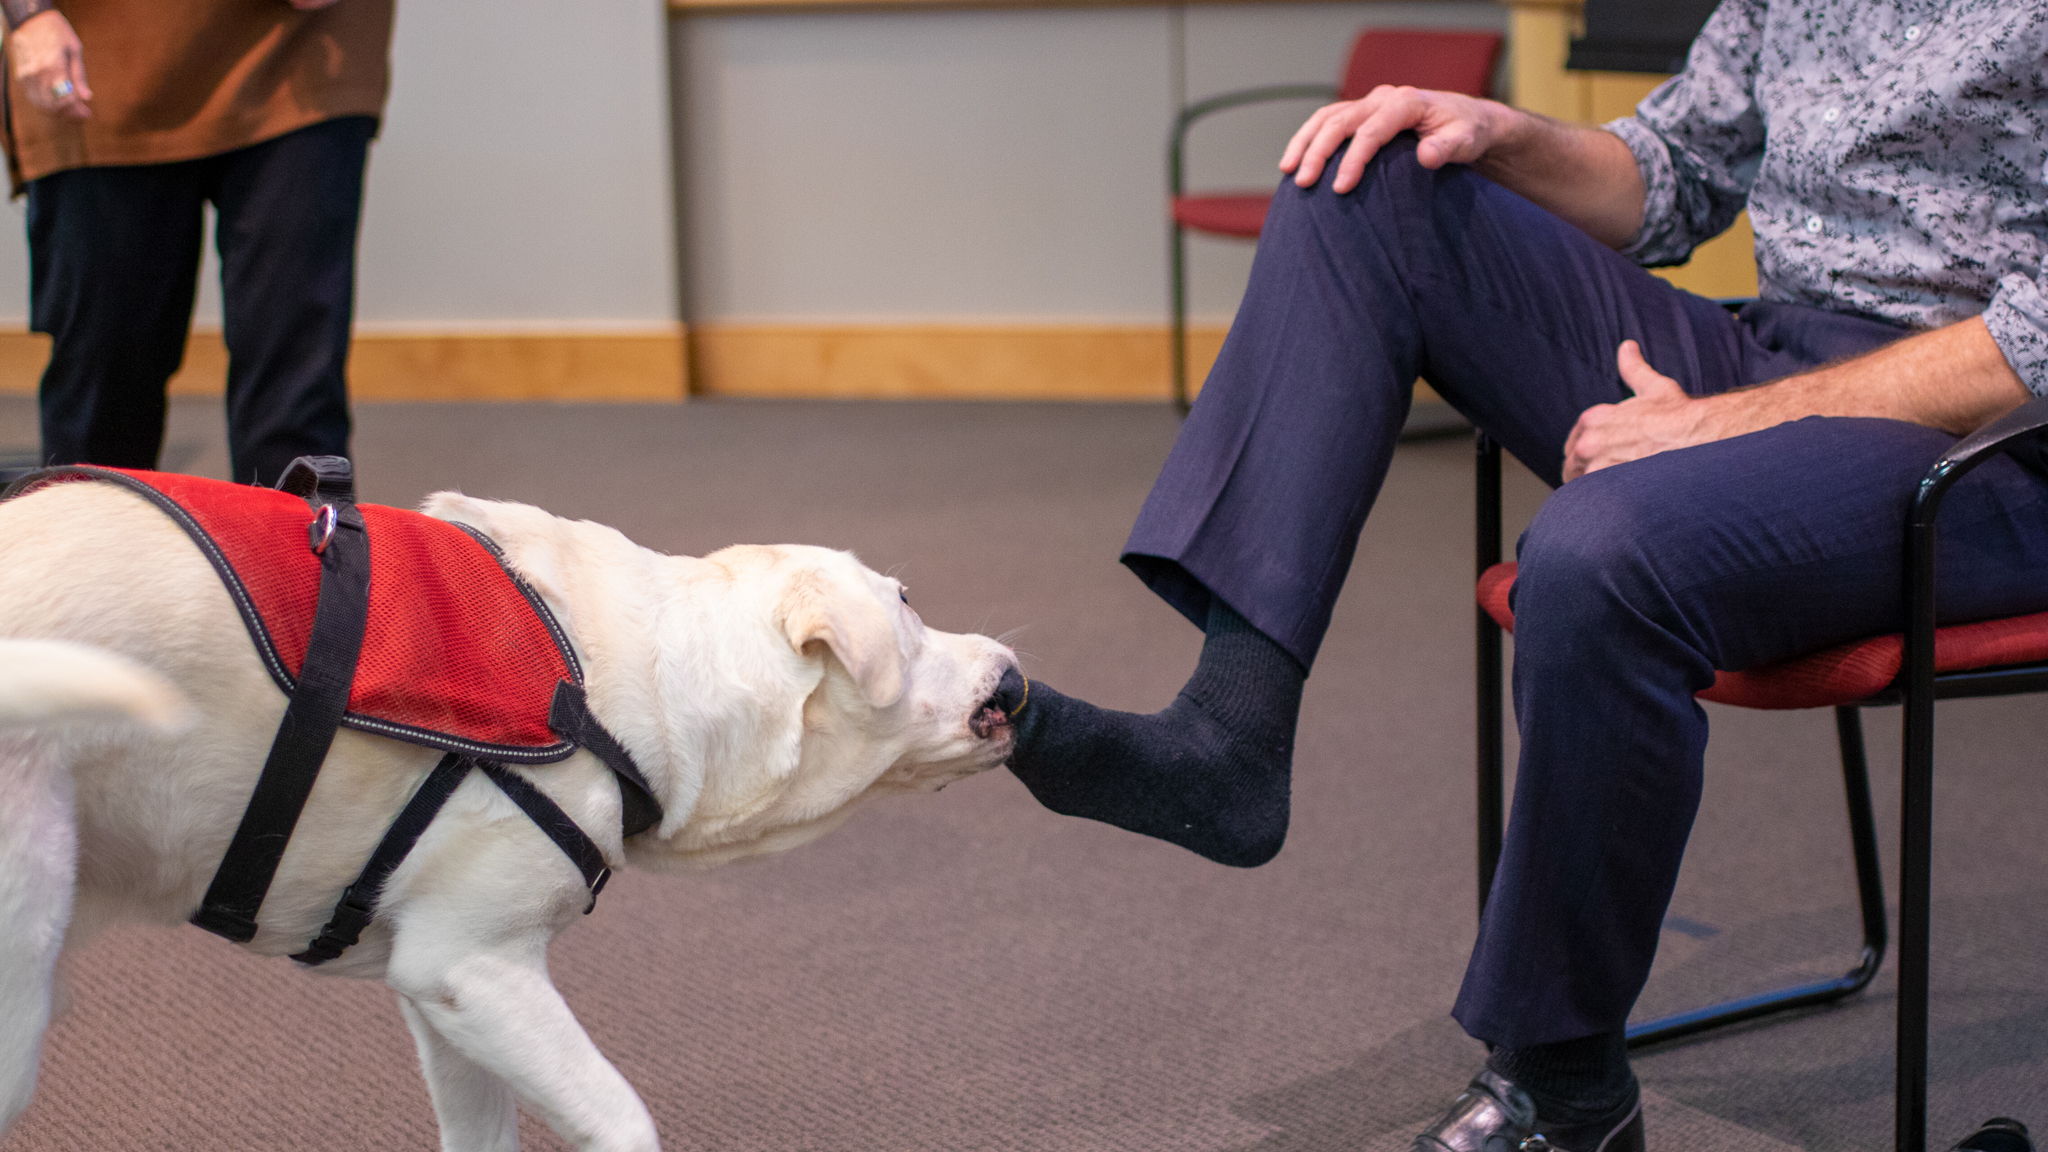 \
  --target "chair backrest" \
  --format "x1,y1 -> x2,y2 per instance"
1338,28 -> 1504,101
